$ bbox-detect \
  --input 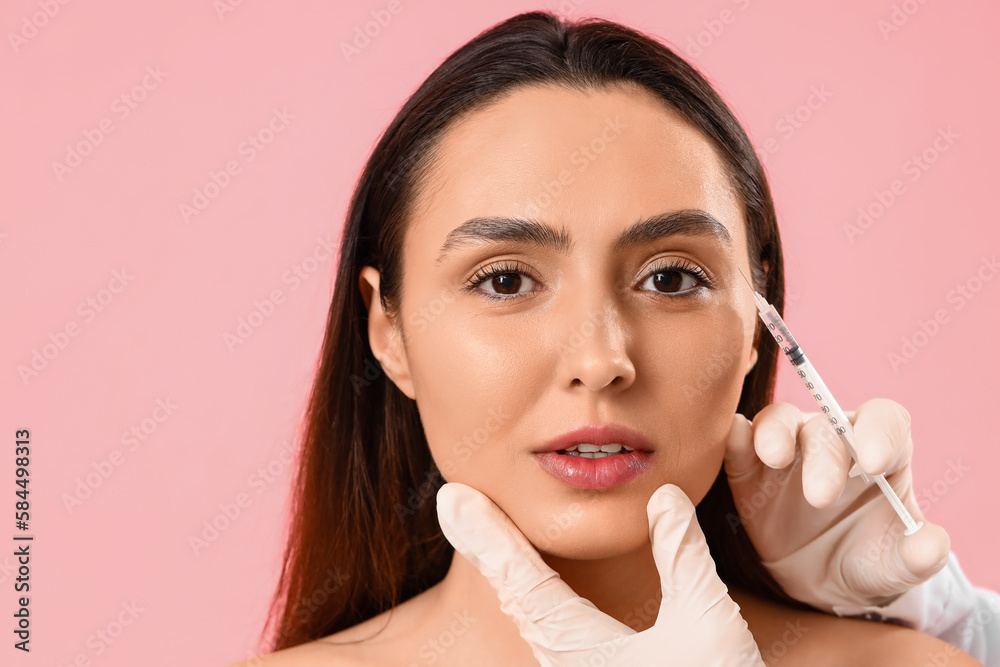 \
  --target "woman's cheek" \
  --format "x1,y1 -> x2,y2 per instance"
408,332 -> 497,477
694,337 -> 750,473
426,413 -> 508,486
428,438 -> 469,483
653,320 -> 749,502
